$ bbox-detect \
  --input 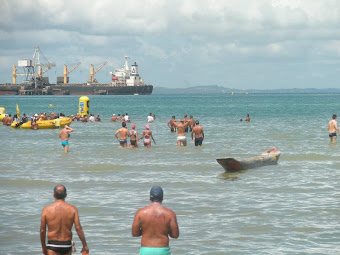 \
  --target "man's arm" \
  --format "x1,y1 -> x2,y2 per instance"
115,129 -> 120,140
168,212 -> 179,239
40,209 -> 47,255
191,129 -> 194,141
202,129 -> 204,139
73,208 -> 89,254
335,122 -> 340,133
131,210 -> 142,237
67,127 -> 74,133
